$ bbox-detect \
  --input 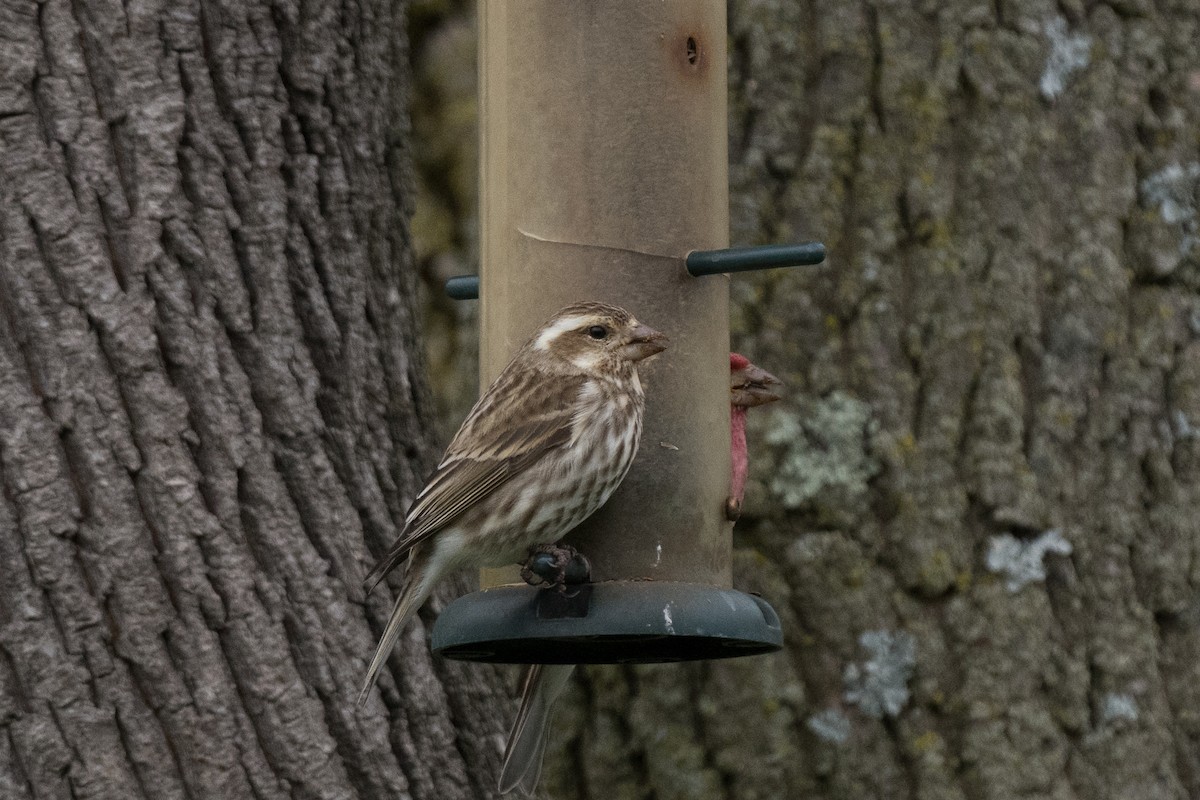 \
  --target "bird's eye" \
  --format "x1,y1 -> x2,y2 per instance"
587,325 -> 609,340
